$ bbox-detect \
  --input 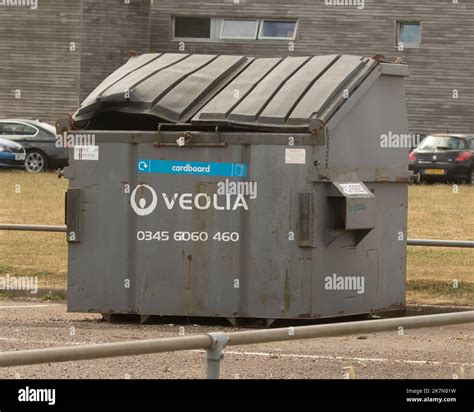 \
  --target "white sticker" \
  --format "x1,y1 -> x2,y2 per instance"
339,183 -> 368,196
74,145 -> 99,161
285,148 -> 306,164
